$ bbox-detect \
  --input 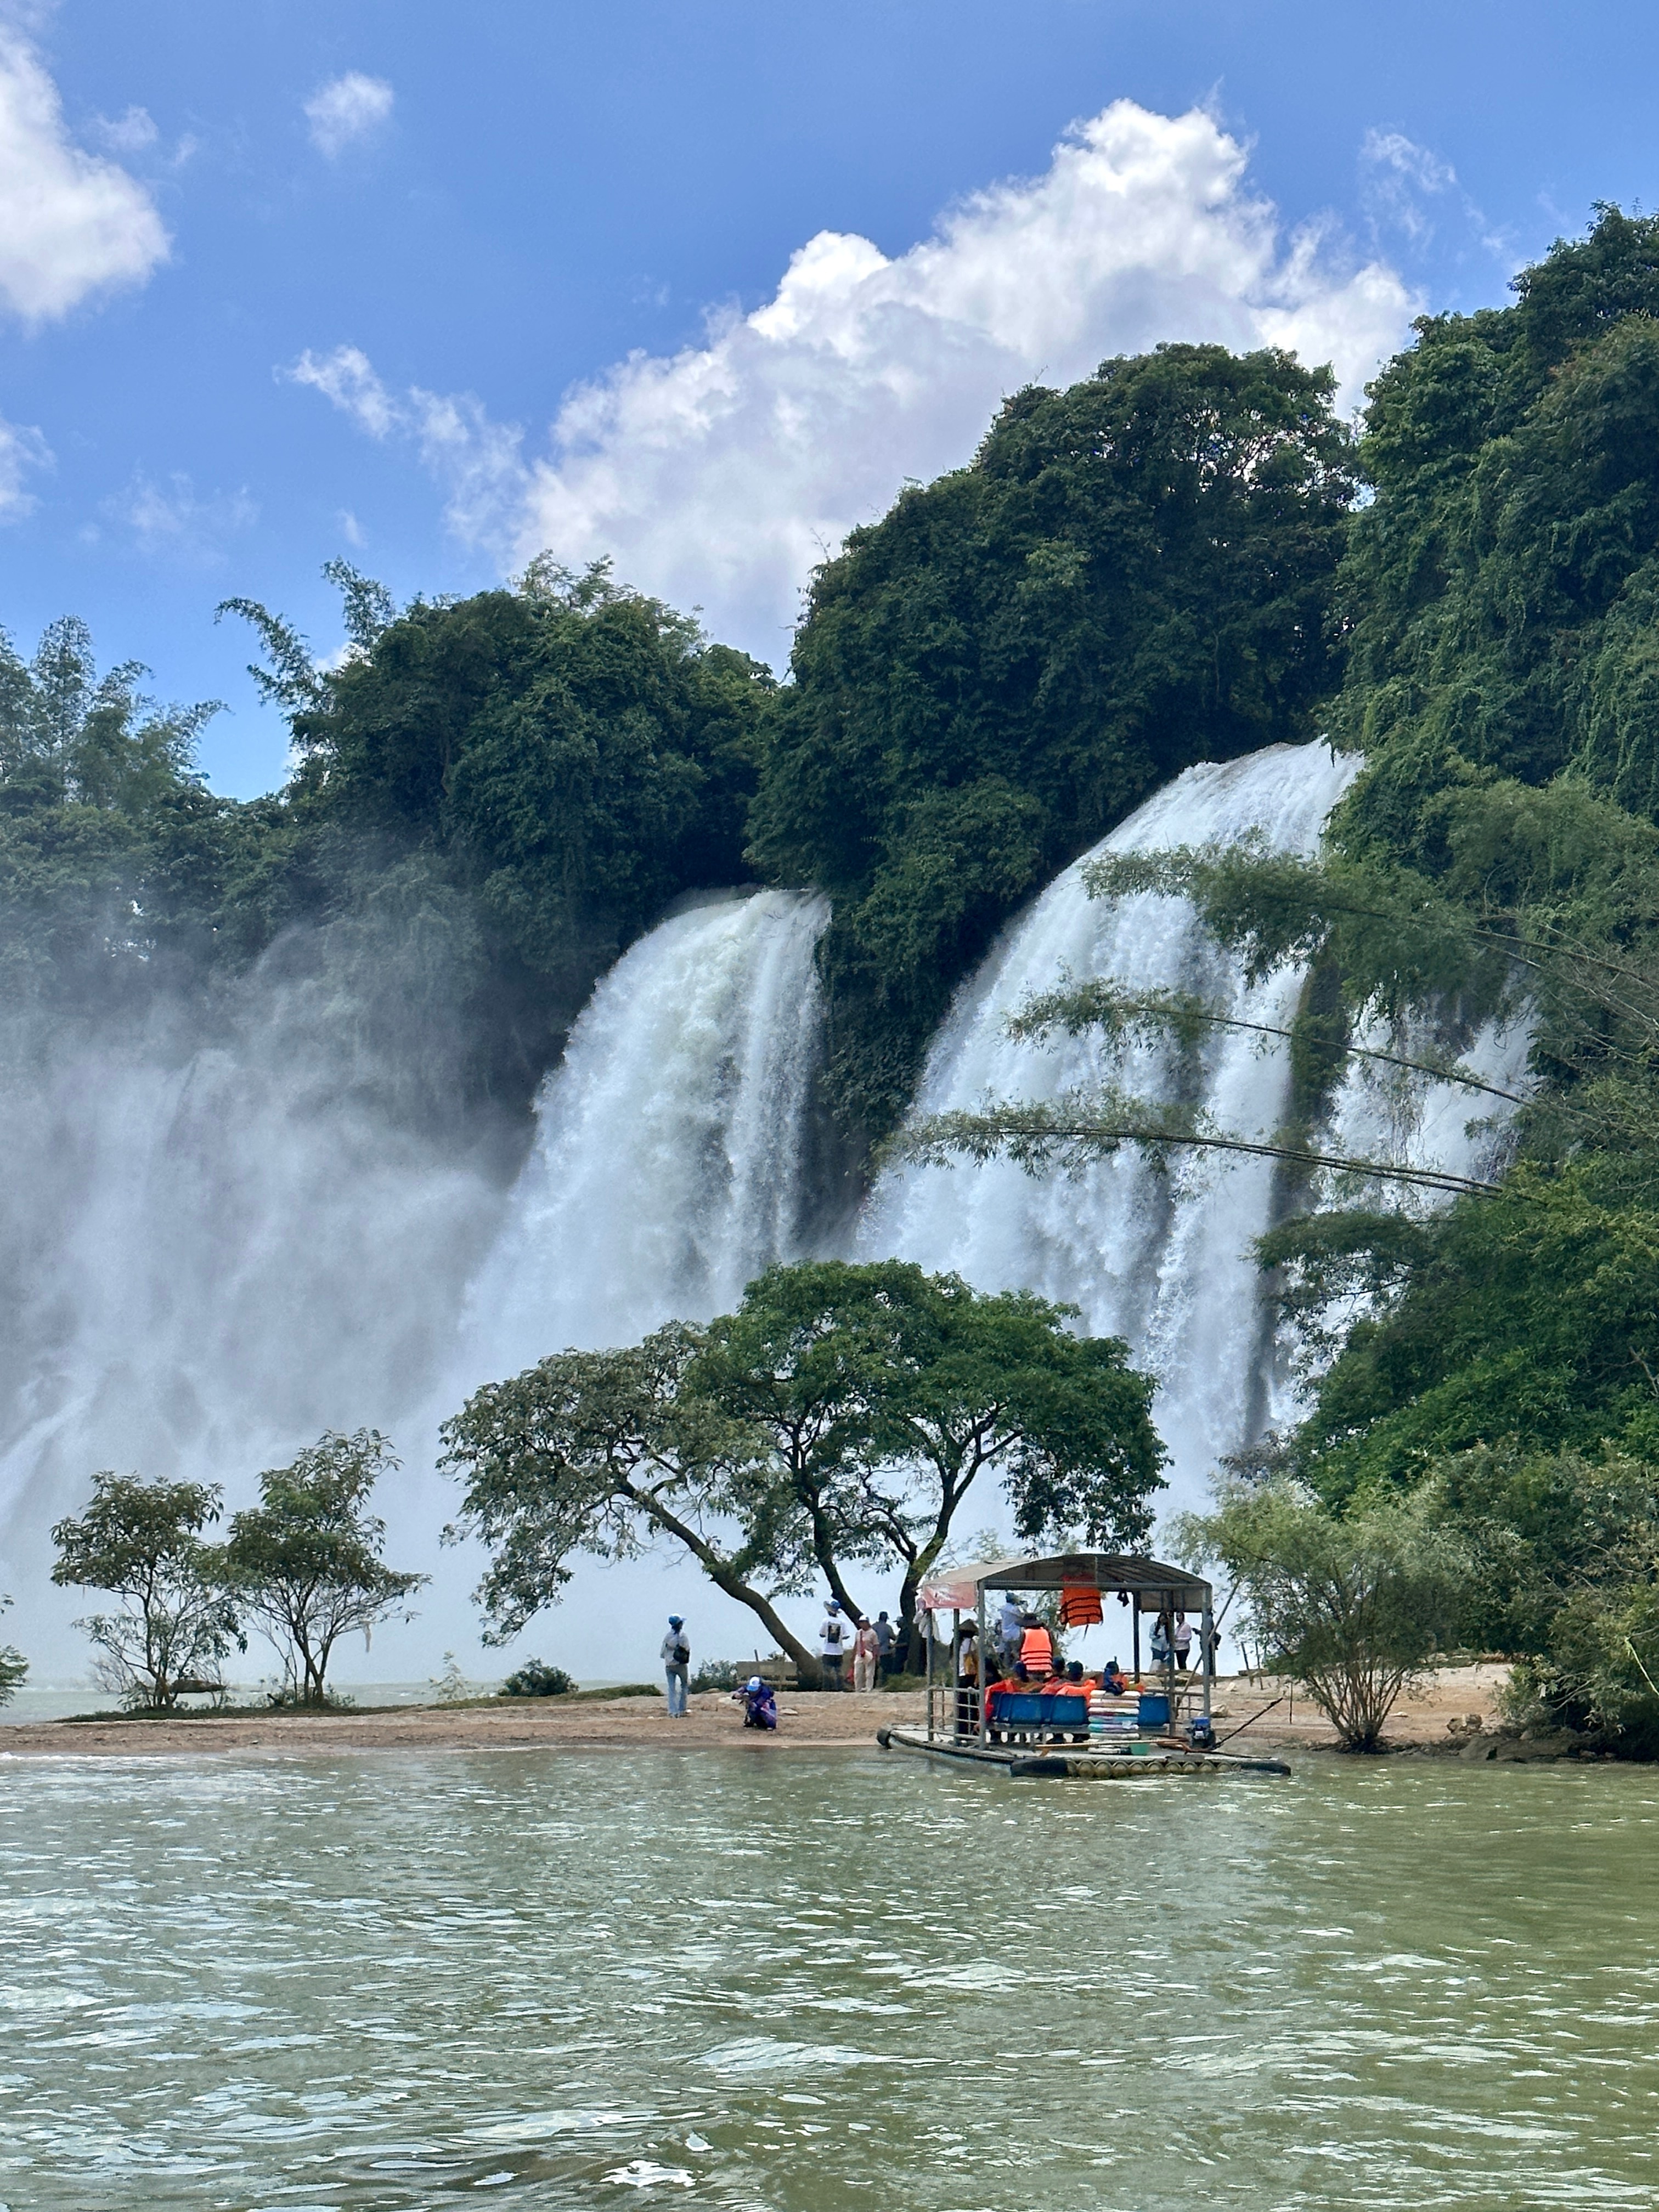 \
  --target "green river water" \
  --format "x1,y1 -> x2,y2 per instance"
1,1747 -> 1655,2210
